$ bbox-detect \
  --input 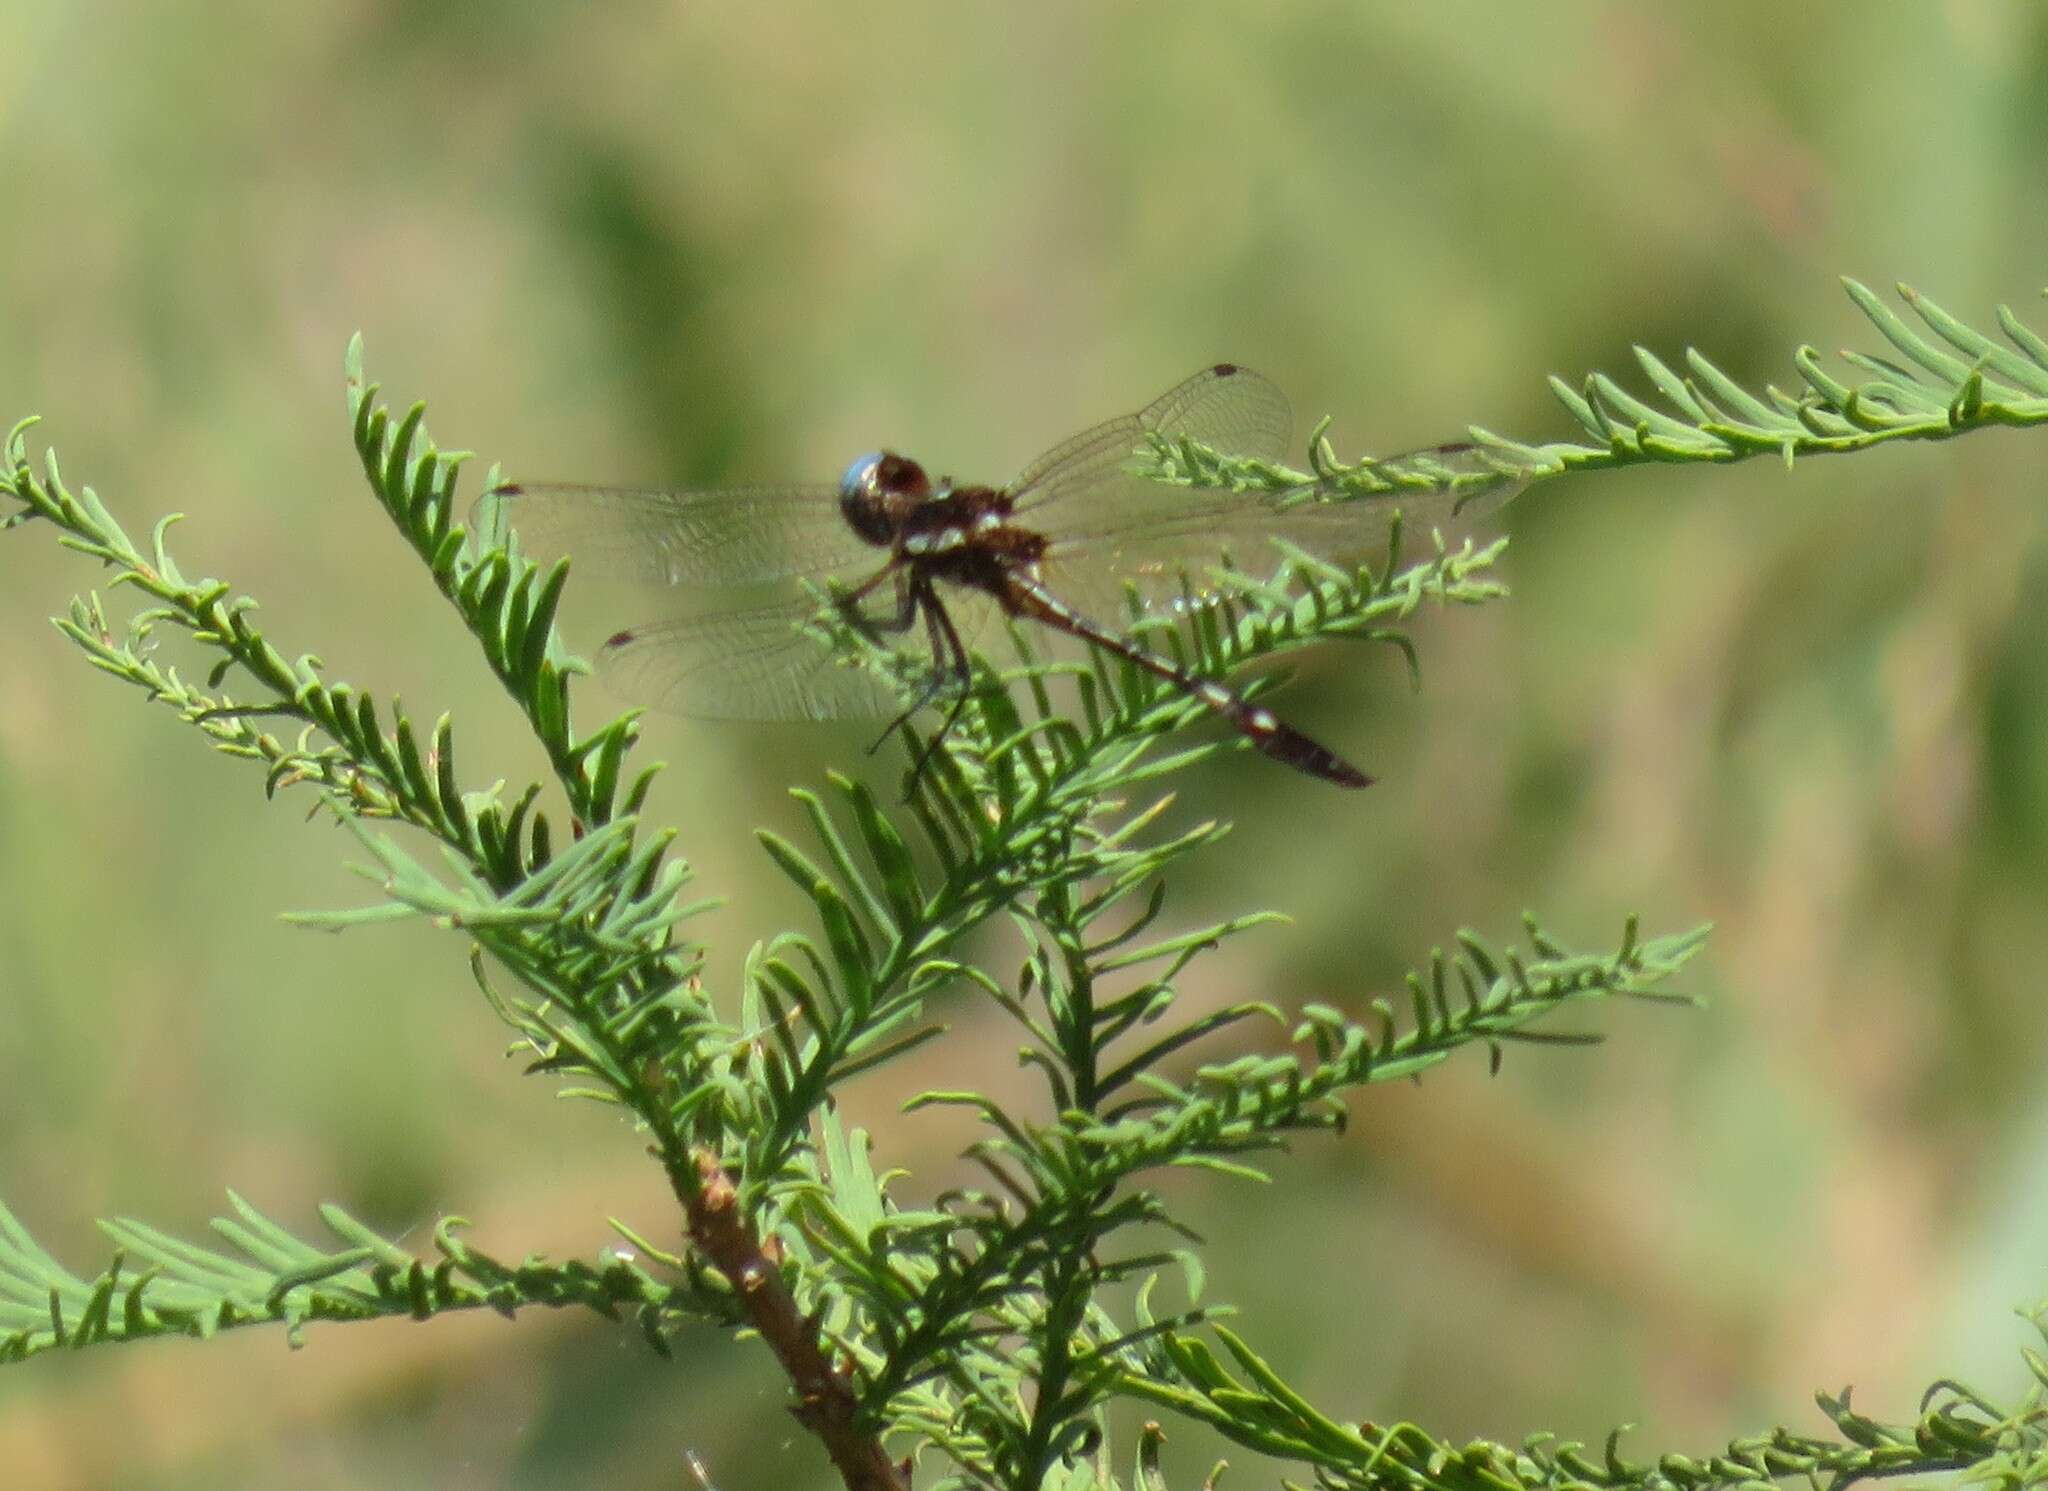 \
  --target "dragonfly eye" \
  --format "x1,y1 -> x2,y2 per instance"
838,451 -> 884,499
839,450 -> 929,545
872,451 -> 932,498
